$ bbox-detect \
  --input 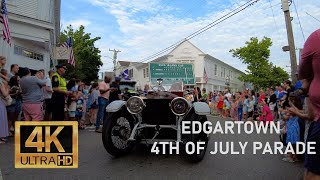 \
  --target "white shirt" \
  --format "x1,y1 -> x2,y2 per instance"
42,77 -> 53,99
225,92 -> 232,99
